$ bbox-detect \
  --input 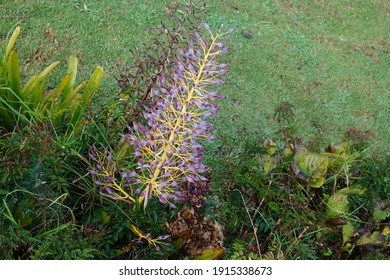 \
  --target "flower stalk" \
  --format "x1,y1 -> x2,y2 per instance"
91,26 -> 232,210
